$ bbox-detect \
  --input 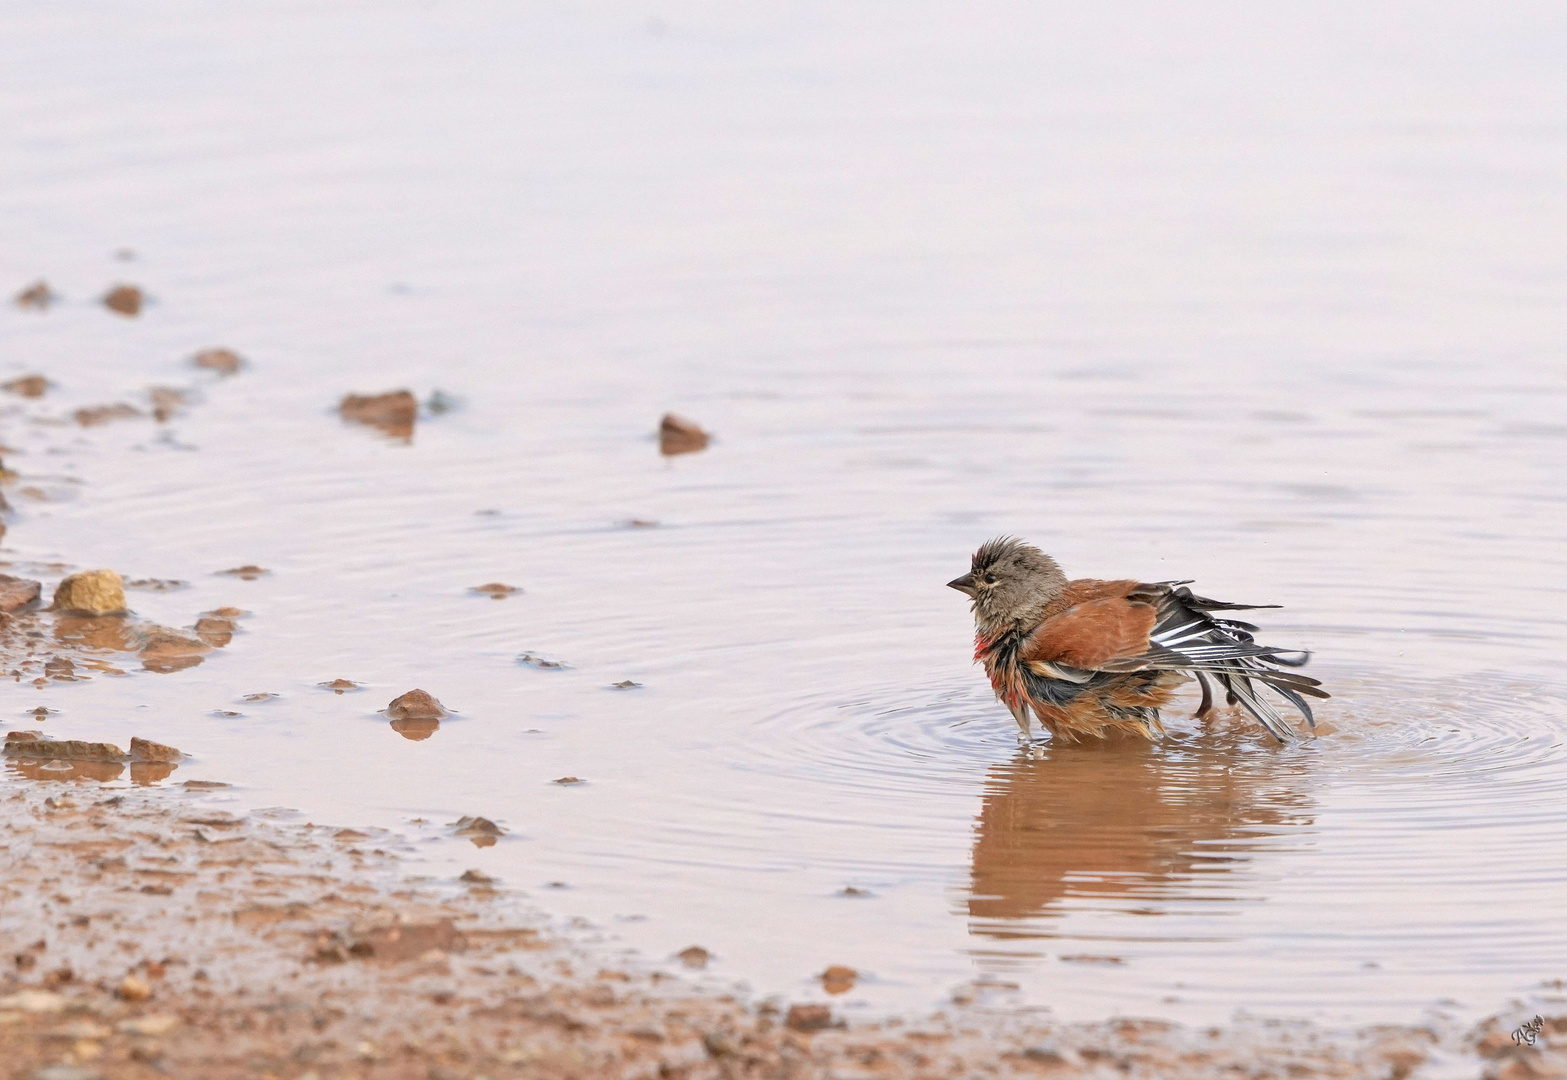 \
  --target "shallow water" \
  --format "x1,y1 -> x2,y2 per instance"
4,0 -> 1567,1028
